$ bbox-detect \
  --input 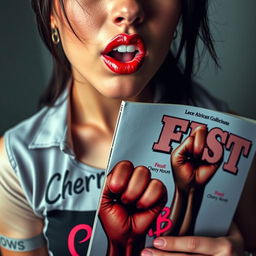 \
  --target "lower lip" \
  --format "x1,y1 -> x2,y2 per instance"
101,52 -> 145,74
101,34 -> 146,75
